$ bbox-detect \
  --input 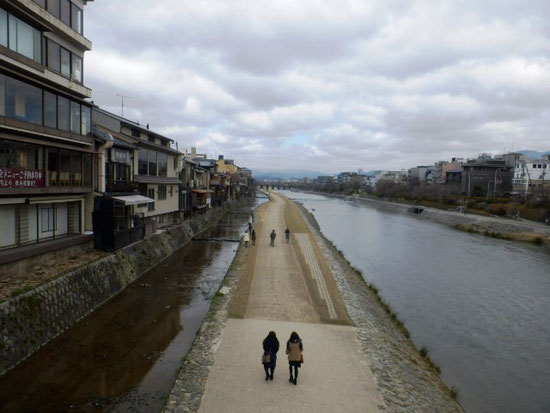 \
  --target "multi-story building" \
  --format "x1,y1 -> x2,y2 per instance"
512,156 -> 550,198
461,158 -> 513,197
0,0 -> 94,256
